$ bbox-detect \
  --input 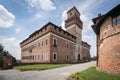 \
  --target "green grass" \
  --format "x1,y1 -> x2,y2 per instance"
70,67 -> 120,80
15,64 -> 71,71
